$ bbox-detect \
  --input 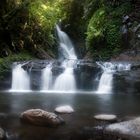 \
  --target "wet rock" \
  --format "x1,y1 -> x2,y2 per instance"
94,114 -> 117,122
0,127 -> 5,140
74,60 -> 101,90
51,66 -> 65,76
20,109 -> 65,127
55,105 -> 74,114
22,60 -> 49,71
105,117 -> 140,140
77,60 -> 100,72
